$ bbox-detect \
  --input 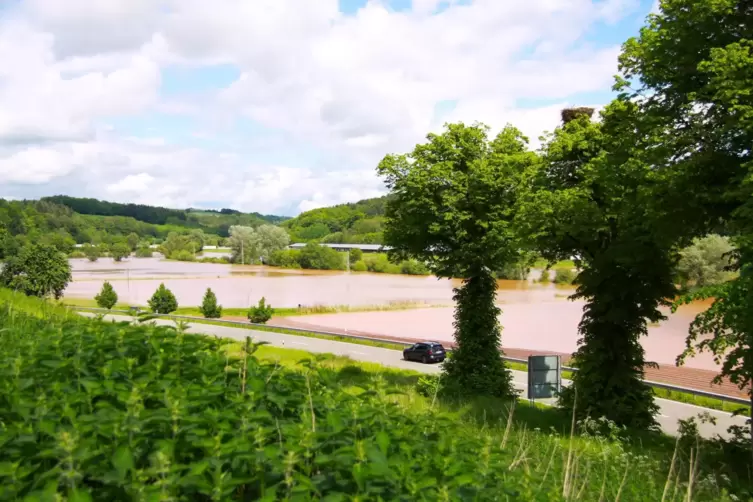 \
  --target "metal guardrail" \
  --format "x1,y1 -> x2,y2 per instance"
71,306 -> 751,407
